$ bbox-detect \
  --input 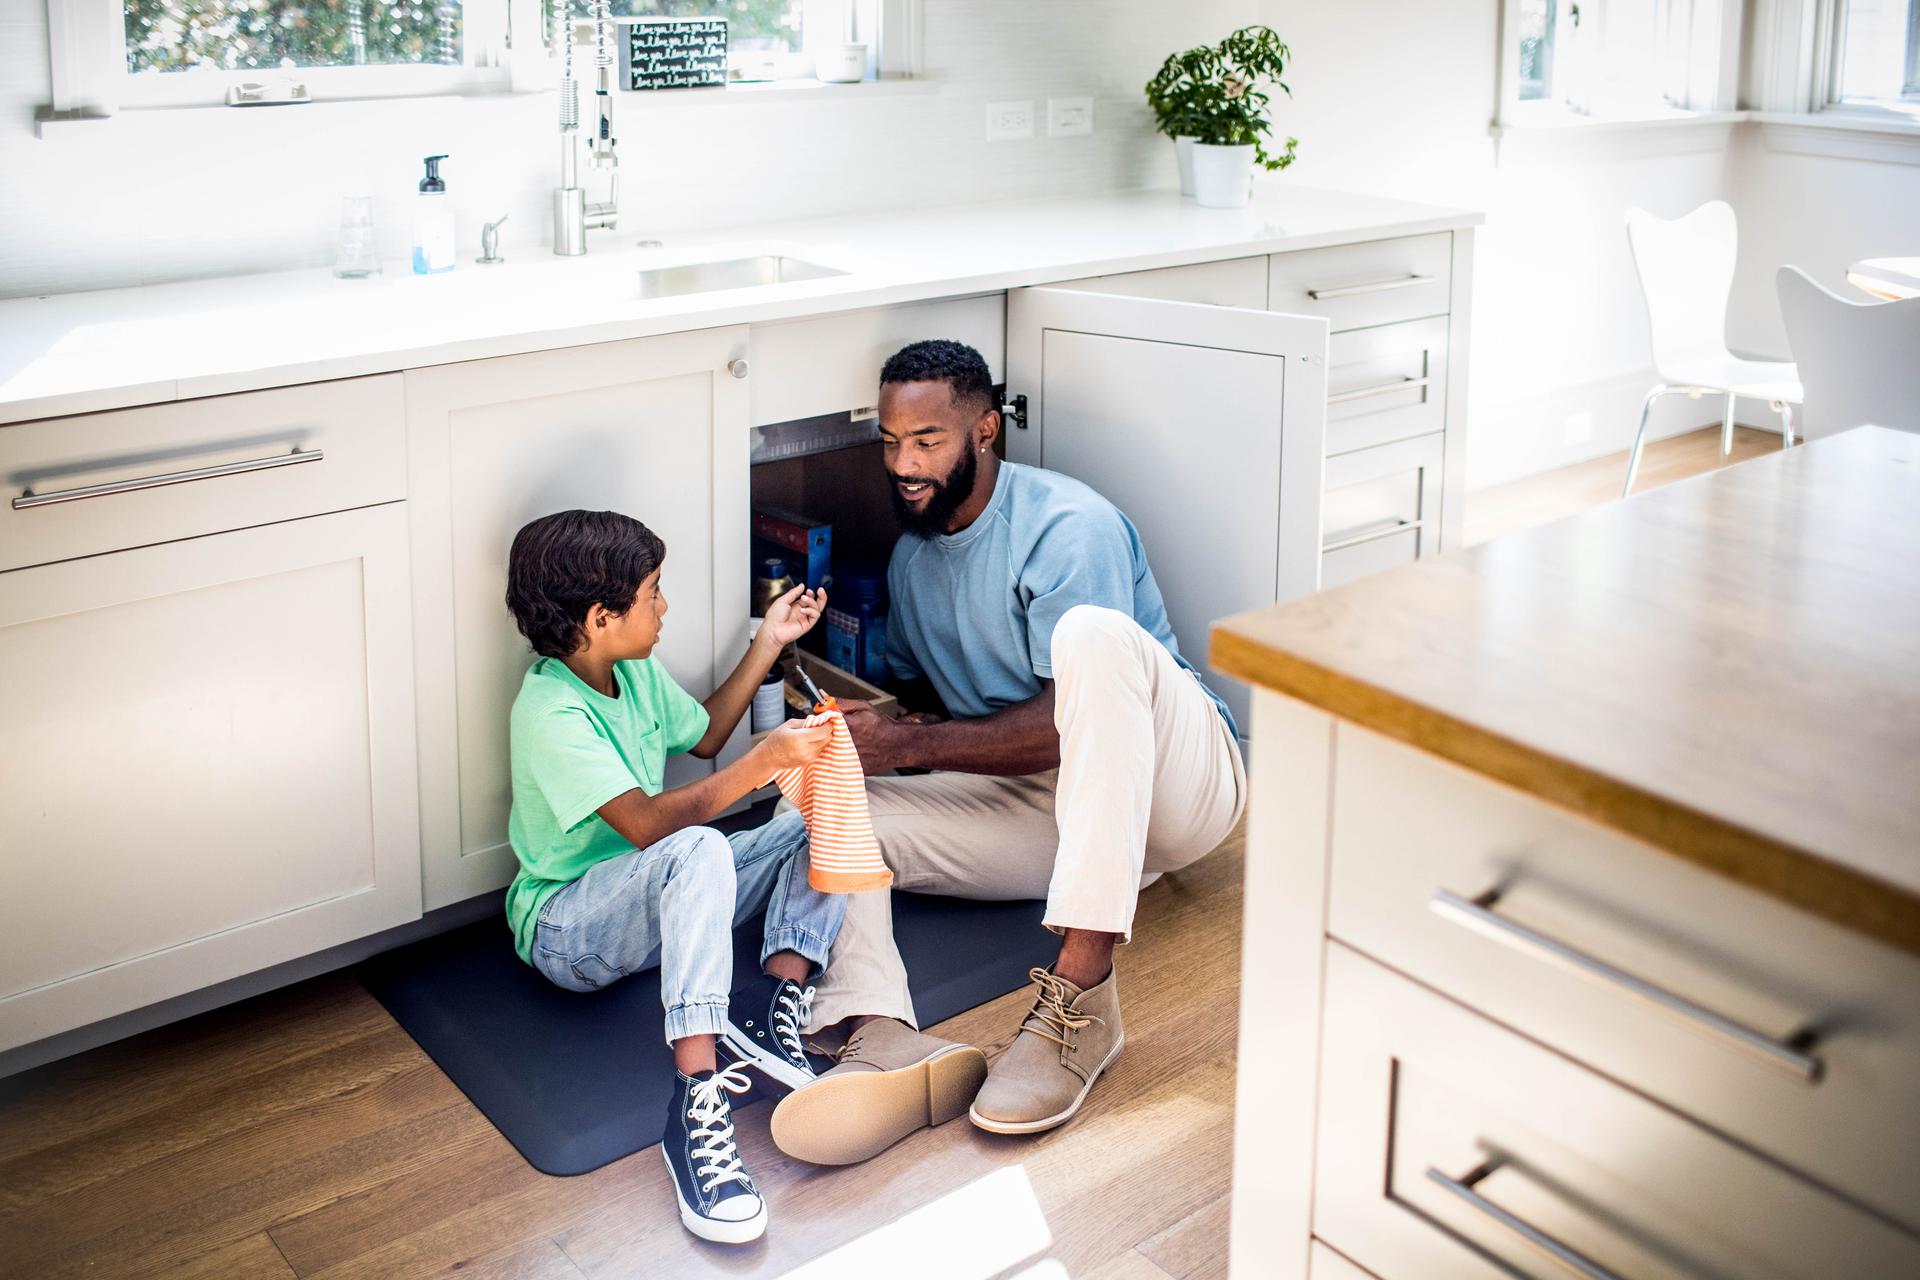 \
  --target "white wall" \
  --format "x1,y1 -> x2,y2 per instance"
1724,125 -> 1920,360
1261,0 -> 1739,490
0,0 -> 1255,298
